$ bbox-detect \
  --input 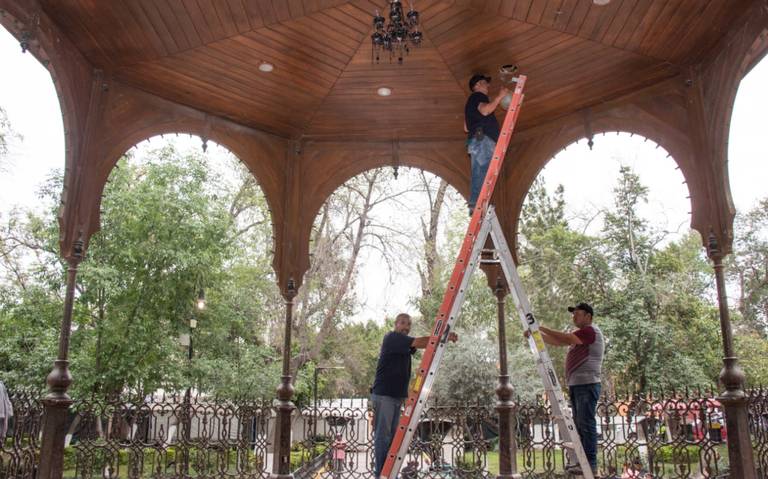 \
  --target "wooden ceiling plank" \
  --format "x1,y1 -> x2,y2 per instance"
563,0 -> 592,35
321,8 -> 371,36
241,0 -> 267,28
338,2 -> 377,26
106,2 -> 165,61
586,0 -> 625,42
205,40 -> 337,95
237,32 -> 343,81
119,1 -> 171,57
55,1 -> 118,66
153,0 -> 193,50
420,6 -> 468,40
271,0 -> 293,22
512,1 -> 533,21
287,0 -> 306,19
137,0 -> 182,53
303,0 -> 322,14
575,2 -> 606,40
211,1 -> 241,37
292,12 -> 364,46
526,0 -> 551,25
116,65 -> 301,133
666,0 -> 732,62
179,0 -> 215,44
622,0 -> 667,52
524,46 -> 630,92
482,0 -> 503,14
225,0 -> 254,32
648,0 -> 705,59
440,22 -> 553,75
430,11 -> 513,53
430,9 -> 495,44
551,0 -> 578,31
255,0 -> 279,25
165,0 -> 204,47
611,0 -> 652,48
497,0 -> 517,17
193,0 -> 229,39
539,0 -> 566,30
635,0 -> 683,55
159,59 -> 309,114
601,0 -> 638,45
185,46 -> 327,102
265,23 -> 352,67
